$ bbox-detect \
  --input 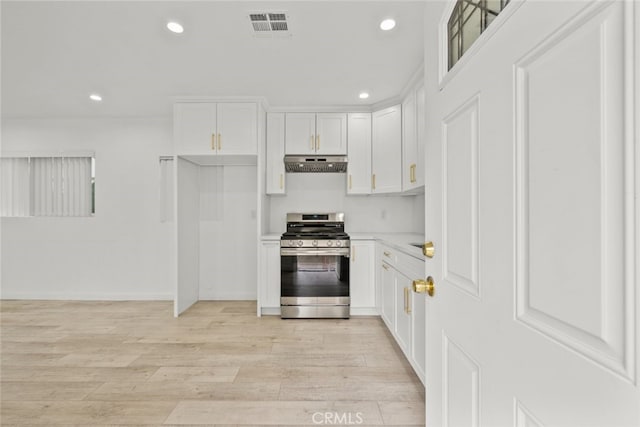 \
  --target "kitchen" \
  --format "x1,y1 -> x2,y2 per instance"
2,1 -> 639,426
